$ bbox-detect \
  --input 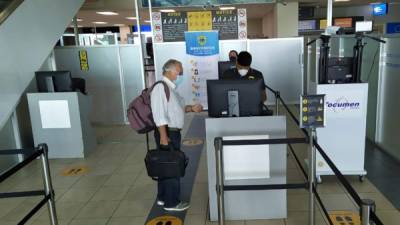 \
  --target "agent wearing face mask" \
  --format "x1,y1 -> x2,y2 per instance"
221,51 -> 267,102
228,50 -> 238,62
150,59 -> 203,212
